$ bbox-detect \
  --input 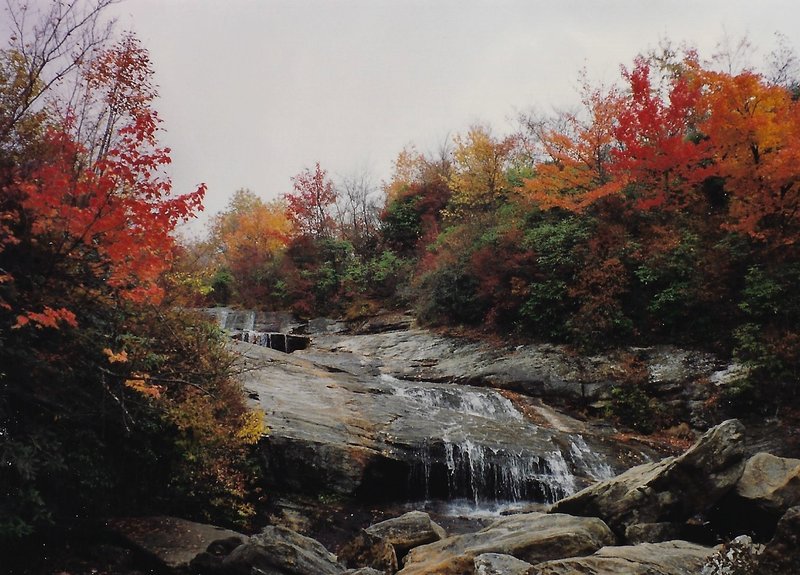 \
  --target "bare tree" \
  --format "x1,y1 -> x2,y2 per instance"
0,0 -> 115,146
335,167 -> 382,253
